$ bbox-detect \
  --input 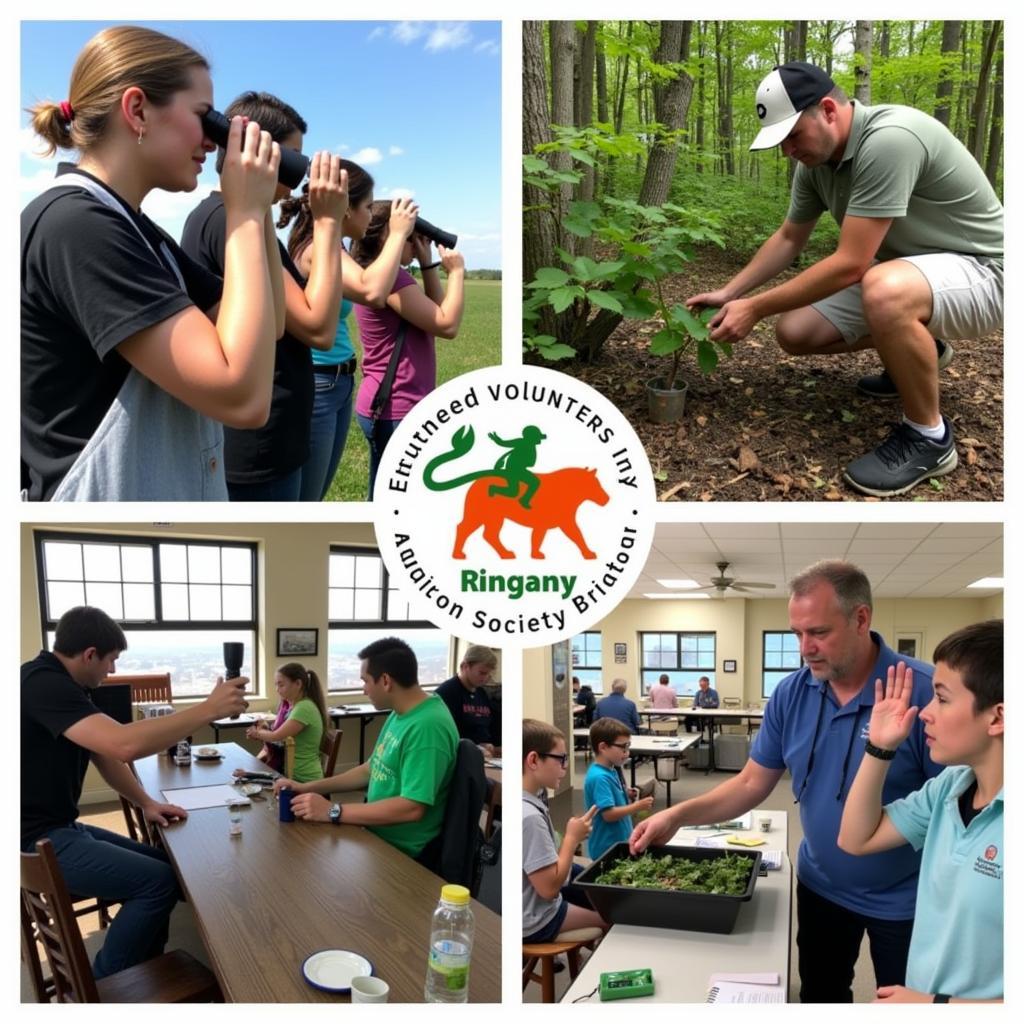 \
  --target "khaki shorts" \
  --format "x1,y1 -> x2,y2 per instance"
812,253 -> 1003,345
